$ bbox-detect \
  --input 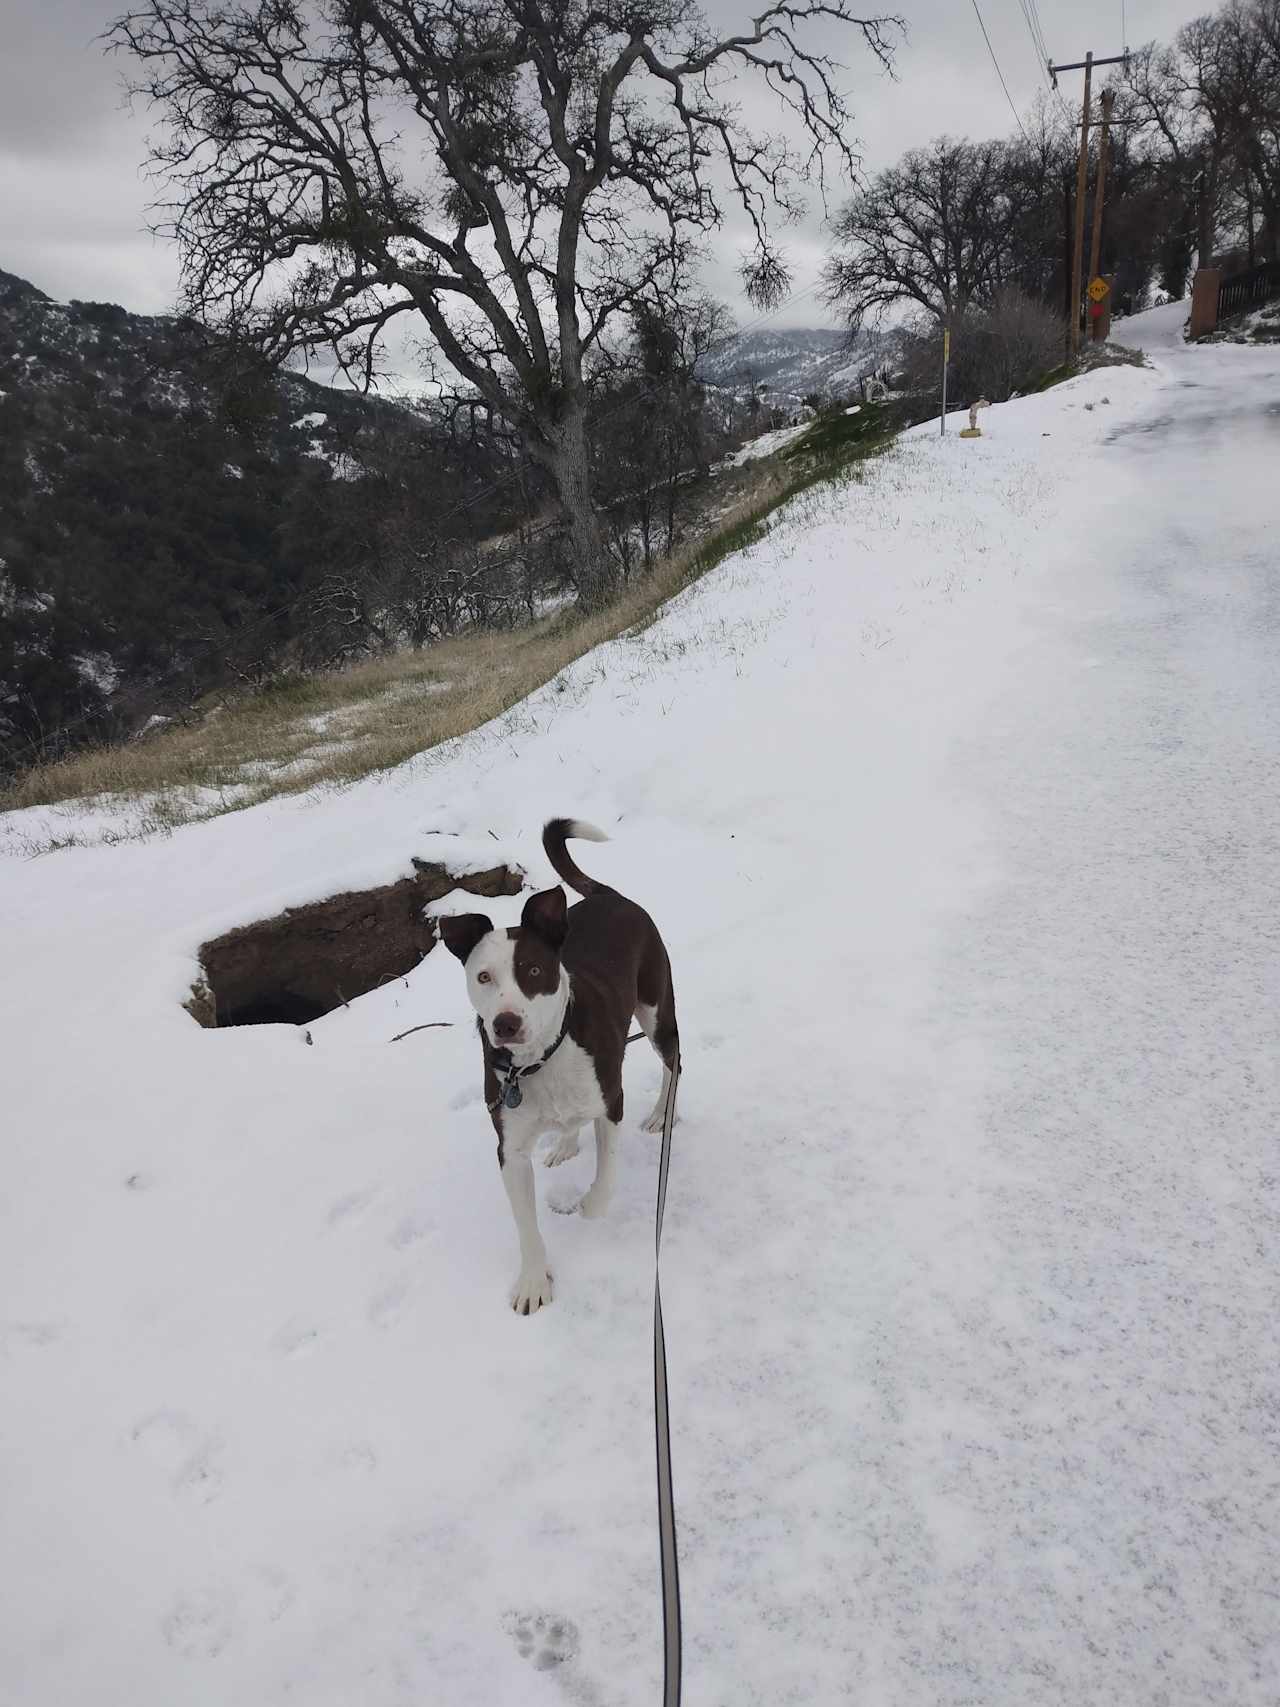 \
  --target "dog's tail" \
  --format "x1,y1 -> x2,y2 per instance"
543,818 -> 610,896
